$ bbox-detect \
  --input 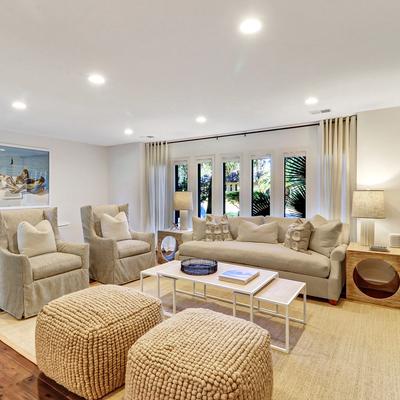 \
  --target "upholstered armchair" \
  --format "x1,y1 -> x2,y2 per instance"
0,207 -> 89,319
80,204 -> 155,284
